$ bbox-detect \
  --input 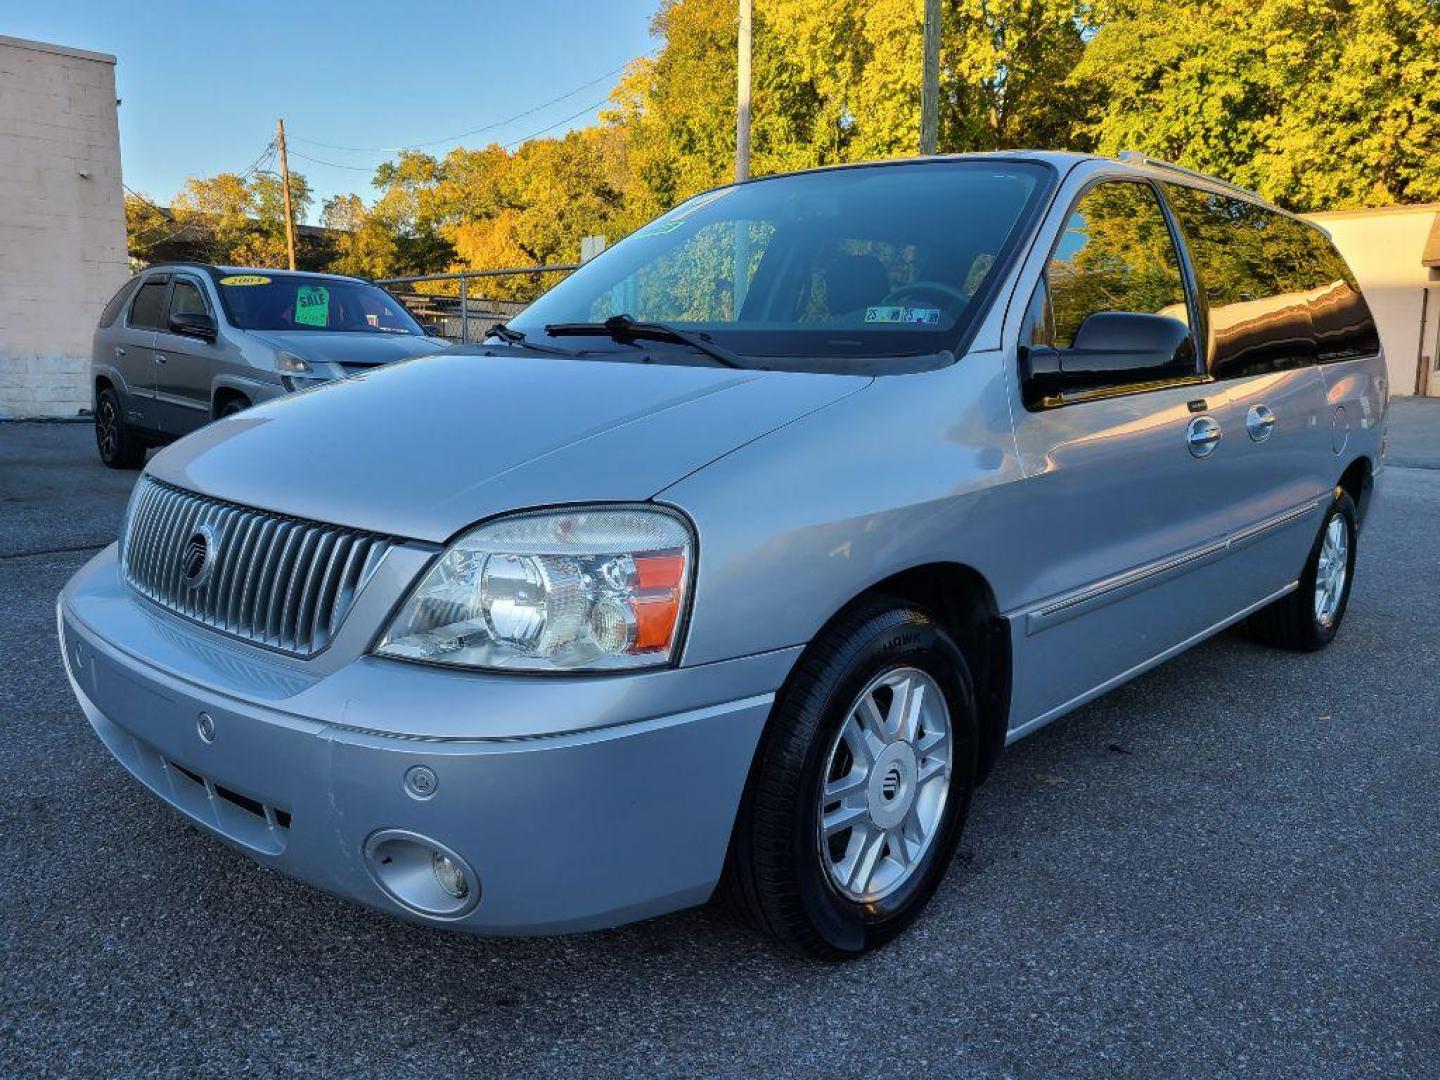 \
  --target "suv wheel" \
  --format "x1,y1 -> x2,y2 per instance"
722,601 -> 977,959
1245,490 -> 1358,651
95,387 -> 146,469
